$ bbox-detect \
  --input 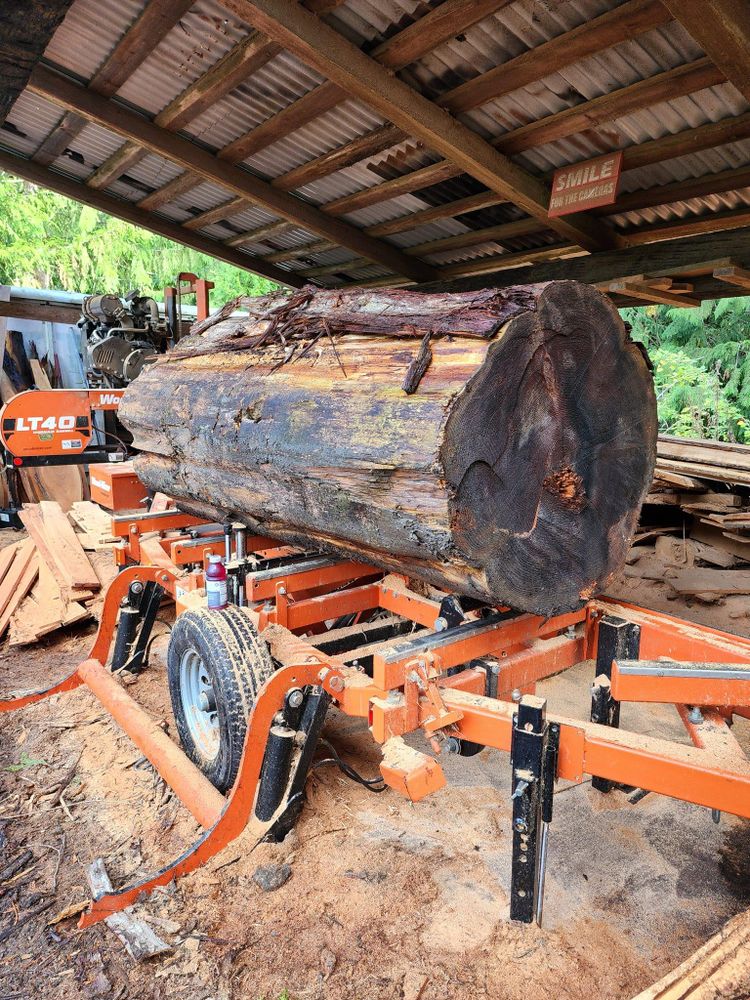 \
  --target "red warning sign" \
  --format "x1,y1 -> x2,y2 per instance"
548,151 -> 623,217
